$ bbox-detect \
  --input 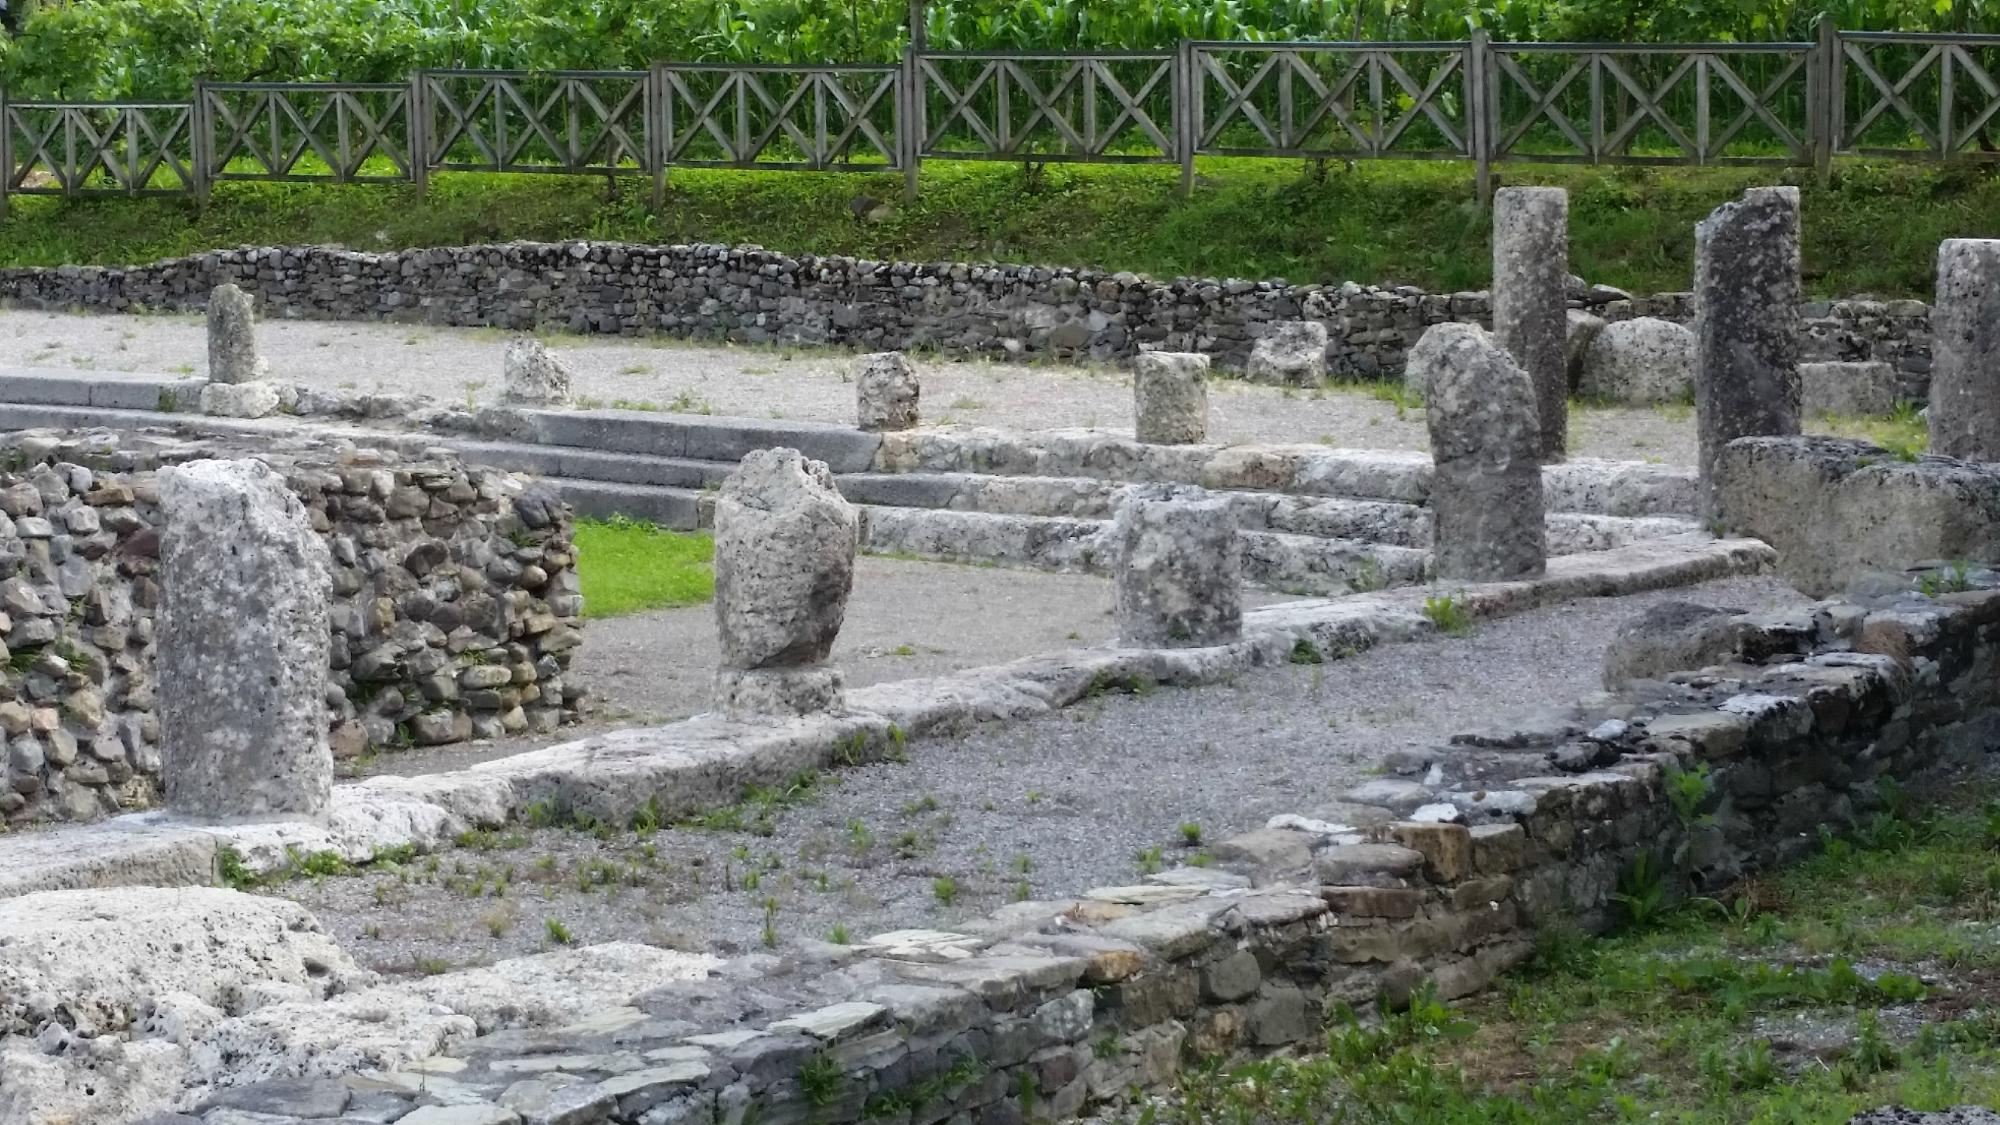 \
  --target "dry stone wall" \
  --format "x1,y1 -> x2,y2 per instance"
0,429 -> 581,827
0,244 -> 1937,397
